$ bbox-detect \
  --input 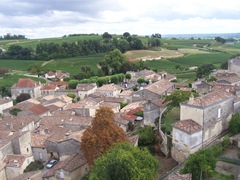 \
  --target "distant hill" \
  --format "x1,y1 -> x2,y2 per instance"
162,33 -> 240,39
